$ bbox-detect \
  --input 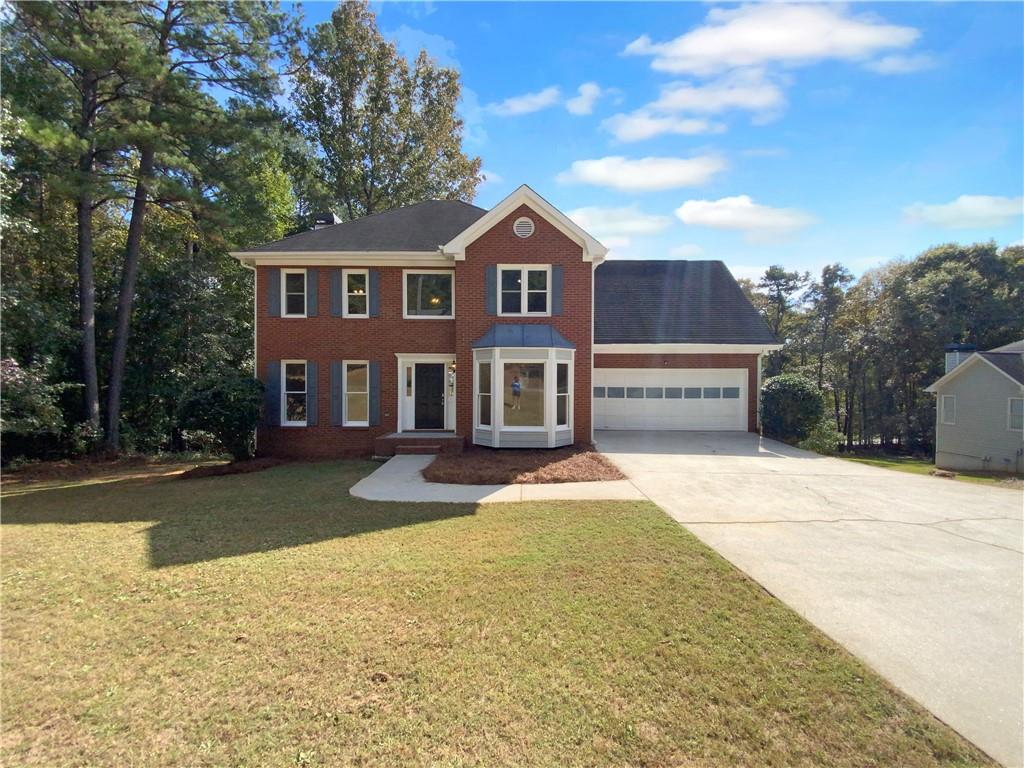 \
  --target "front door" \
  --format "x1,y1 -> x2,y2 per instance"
414,363 -> 445,429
